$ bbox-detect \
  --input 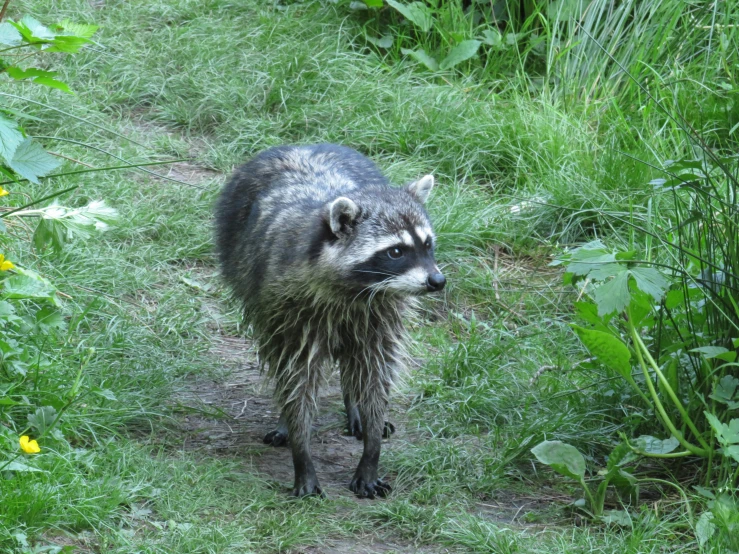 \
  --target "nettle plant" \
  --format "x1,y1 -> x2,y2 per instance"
1,13 -> 116,472
532,230 -> 739,518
